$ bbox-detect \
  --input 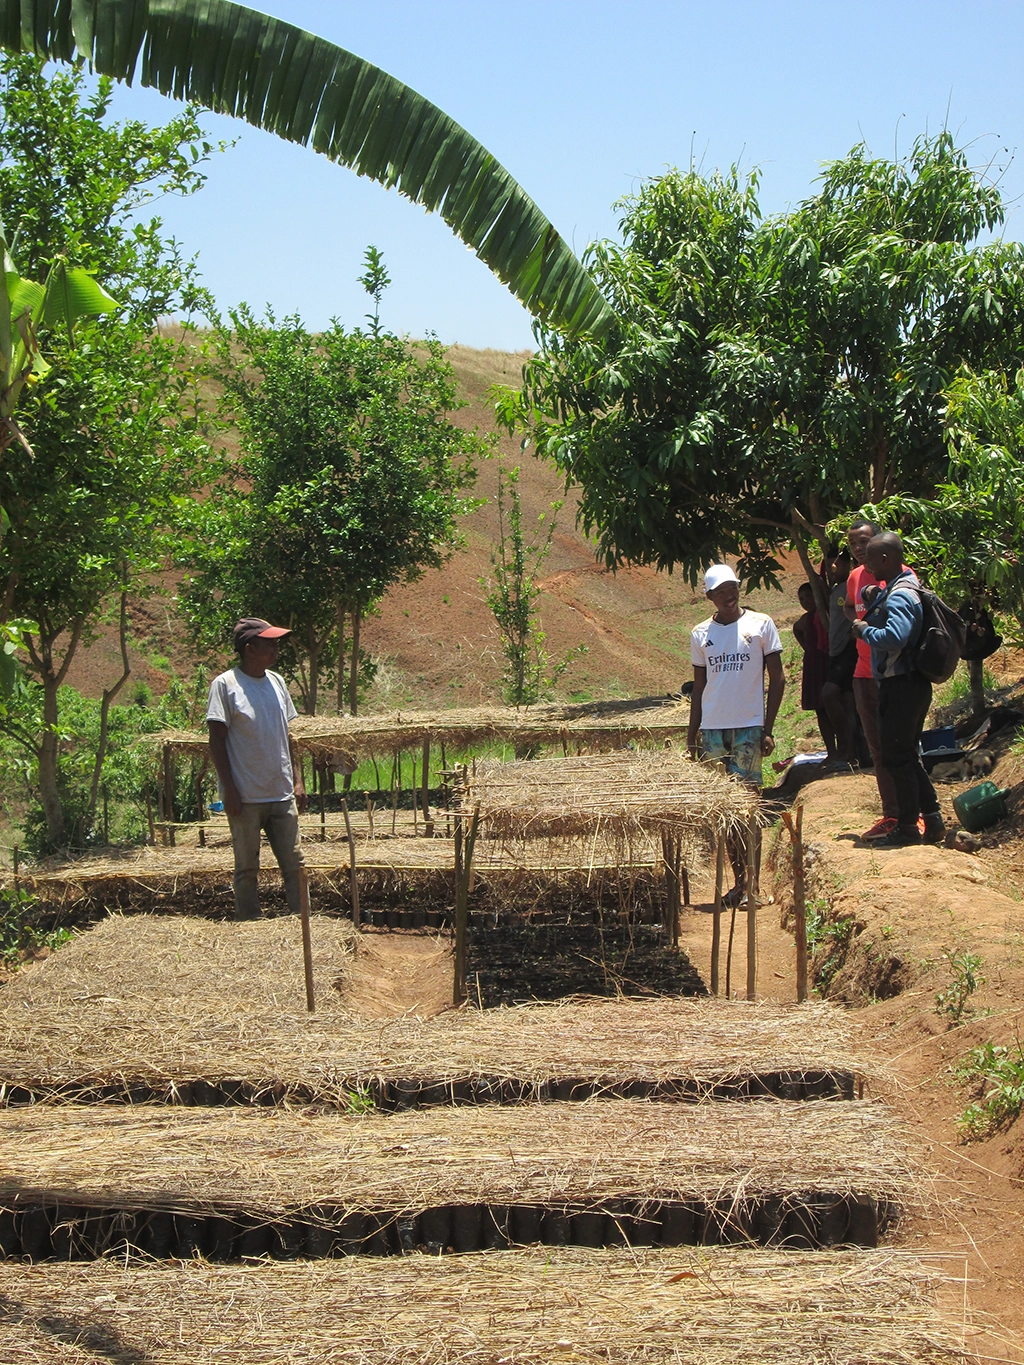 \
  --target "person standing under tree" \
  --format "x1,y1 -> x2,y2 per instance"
852,534 -> 944,847
207,618 -> 309,921
793,580 -> 834,758
687,564 -> 785,906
